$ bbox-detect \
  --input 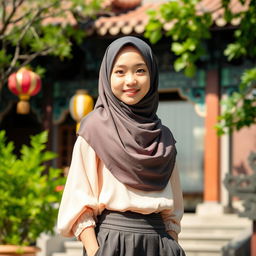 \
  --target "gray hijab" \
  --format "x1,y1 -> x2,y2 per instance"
78,36 -> 177,191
